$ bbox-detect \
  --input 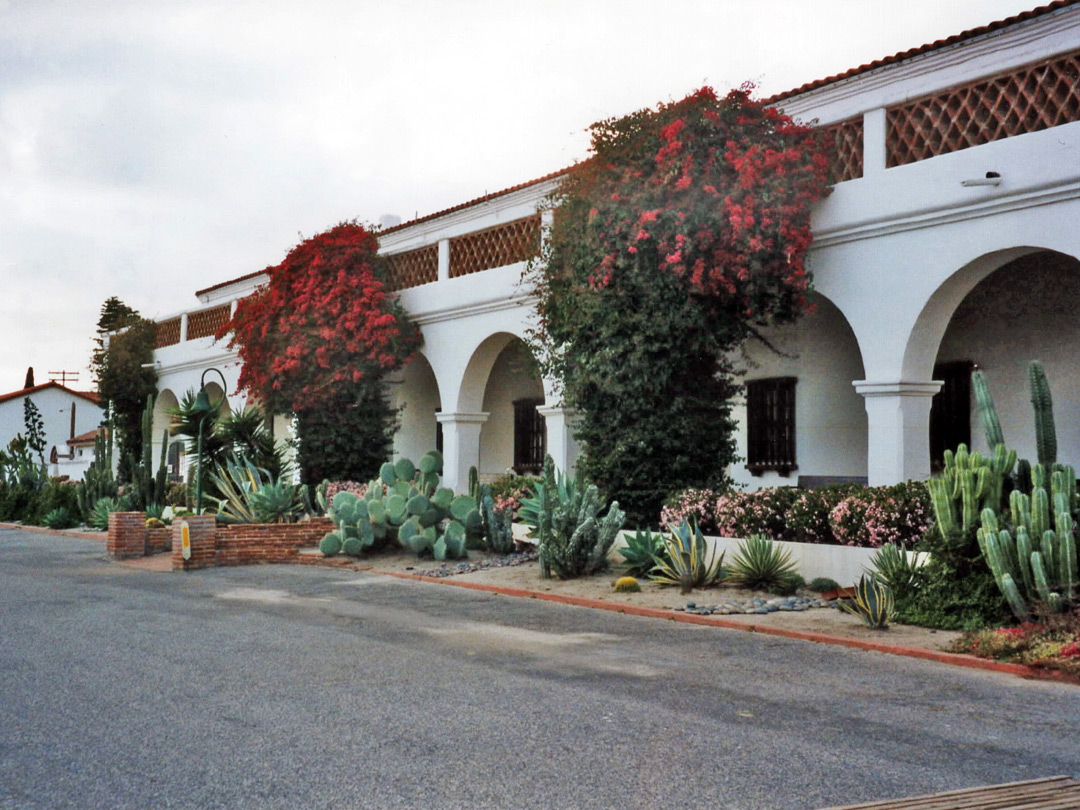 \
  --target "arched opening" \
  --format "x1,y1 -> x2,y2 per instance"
932,249 -> 1080,467
733,292 -> 867,490
152,389 -> 186,482
479,337 -> 545,478
393,351 -> 441,463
